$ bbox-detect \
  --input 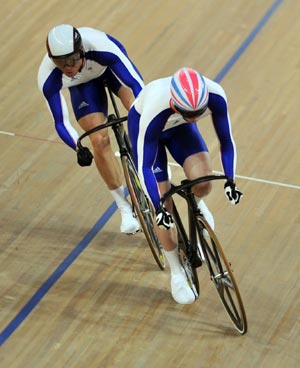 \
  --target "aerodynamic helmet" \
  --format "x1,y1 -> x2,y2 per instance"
46,24 -> 84,59
170,67 -> 209,118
